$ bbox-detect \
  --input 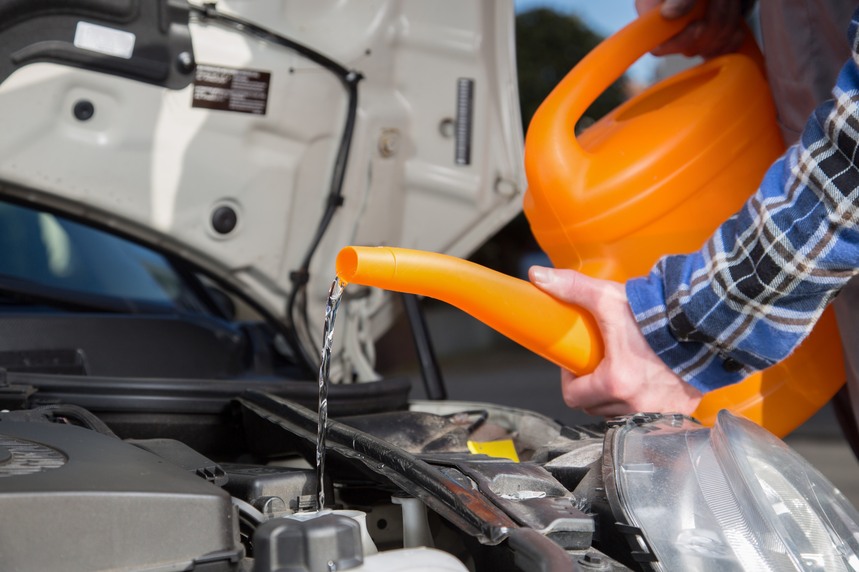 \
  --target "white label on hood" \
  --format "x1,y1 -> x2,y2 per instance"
74,21 -> 136,59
